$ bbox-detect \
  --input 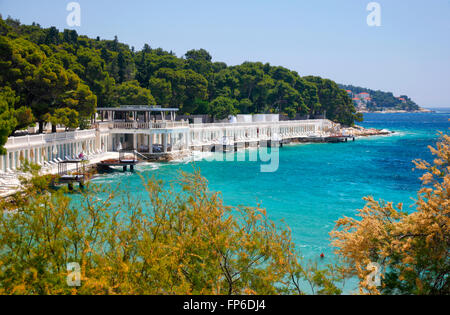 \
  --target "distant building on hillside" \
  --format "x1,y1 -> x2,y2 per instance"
342,86 -> 420,112
352,97 -> 362,107
357,92 -> 370,100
